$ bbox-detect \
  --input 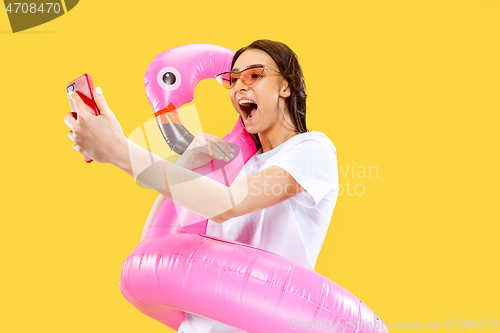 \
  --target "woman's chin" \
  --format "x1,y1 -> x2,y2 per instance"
242,118 -> 255,131
245,125 -> 258,134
